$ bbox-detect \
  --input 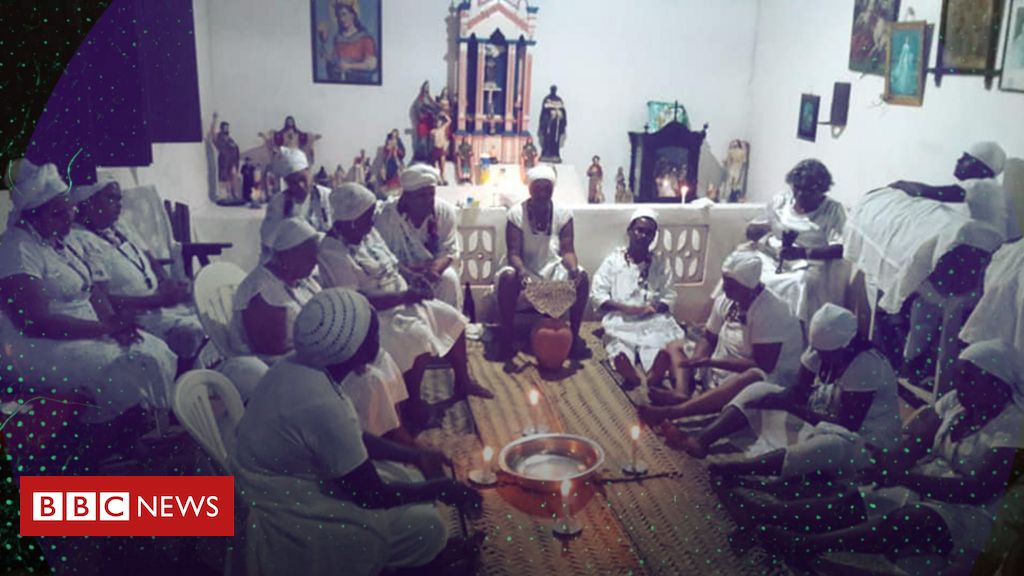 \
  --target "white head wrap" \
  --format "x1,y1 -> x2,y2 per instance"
808,303 -> 858,352
963,179 -> 1008,241
294,288 -> 373,367
966,142 -> 1006,176
400,164 -> 441,193
932,219 -> 1005,269
10,160 -> 69,213
329,183 -> 377,222
721,251 -> 763,289
959,339 -> 1023,404
269,218 -> 318,252
69,173 -> 118,205
527,165 -> 557,185
272,146 -> 309,178
629,207 -> 659,226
